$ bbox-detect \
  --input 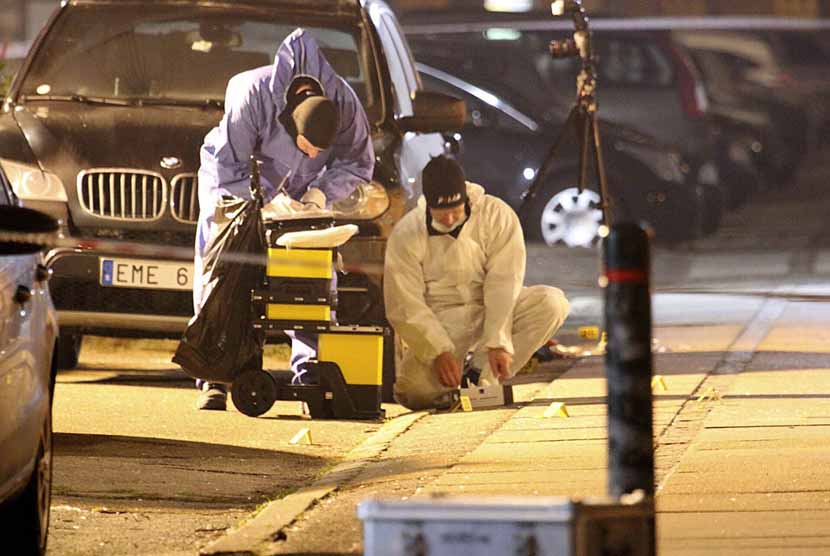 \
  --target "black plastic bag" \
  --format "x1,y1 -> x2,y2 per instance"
173,199 -> 265,383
